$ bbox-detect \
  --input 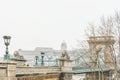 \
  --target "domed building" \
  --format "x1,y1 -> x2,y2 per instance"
61,40 -> 67,50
